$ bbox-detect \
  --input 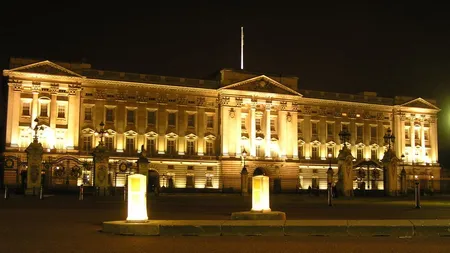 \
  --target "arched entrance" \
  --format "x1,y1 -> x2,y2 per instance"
147,170 -> 160,193
253,167 -> 266,176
